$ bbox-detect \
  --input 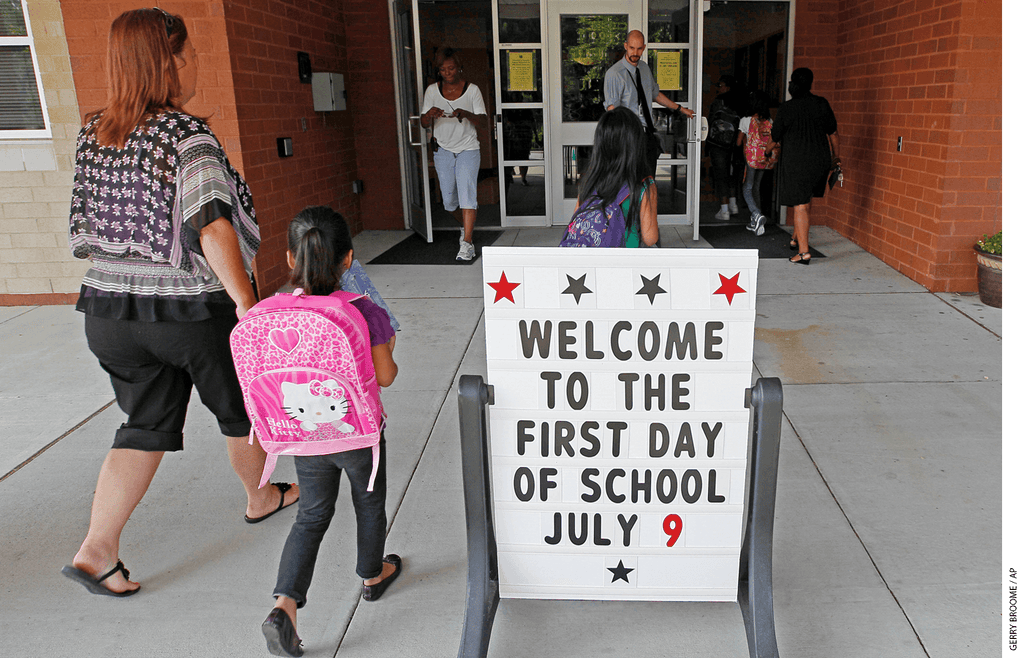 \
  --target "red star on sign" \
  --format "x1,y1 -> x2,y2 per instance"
713,272 -> 746,305
487,271 -> 521,304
